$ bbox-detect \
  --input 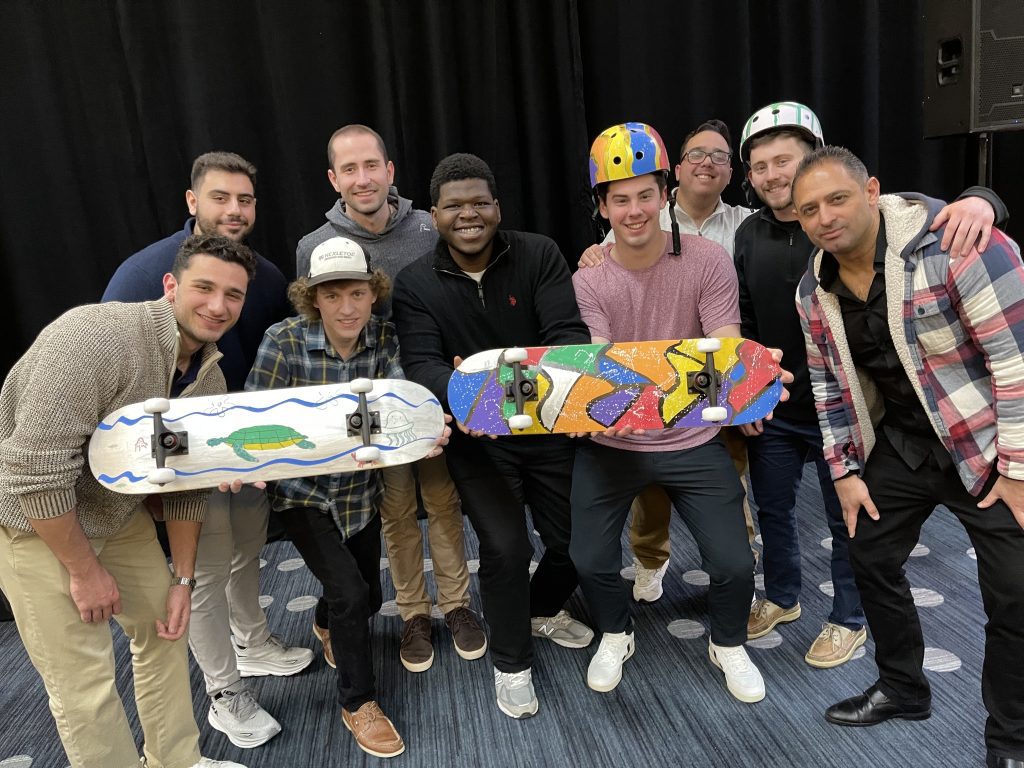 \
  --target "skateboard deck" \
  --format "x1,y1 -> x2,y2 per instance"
447,339 -> 783,436
89,379 -> 444,494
